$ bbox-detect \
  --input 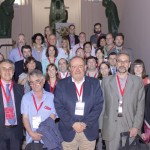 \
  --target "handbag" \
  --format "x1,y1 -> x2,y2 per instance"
25,141 -> 47,150
118,132 -> 149,150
